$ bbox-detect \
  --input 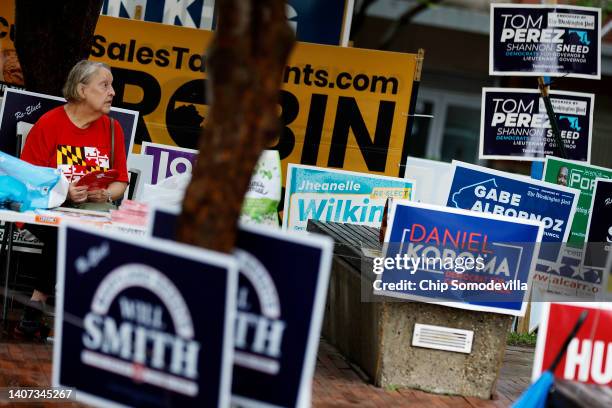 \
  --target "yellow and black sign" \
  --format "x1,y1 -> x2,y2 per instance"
0,5 -> 420,179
